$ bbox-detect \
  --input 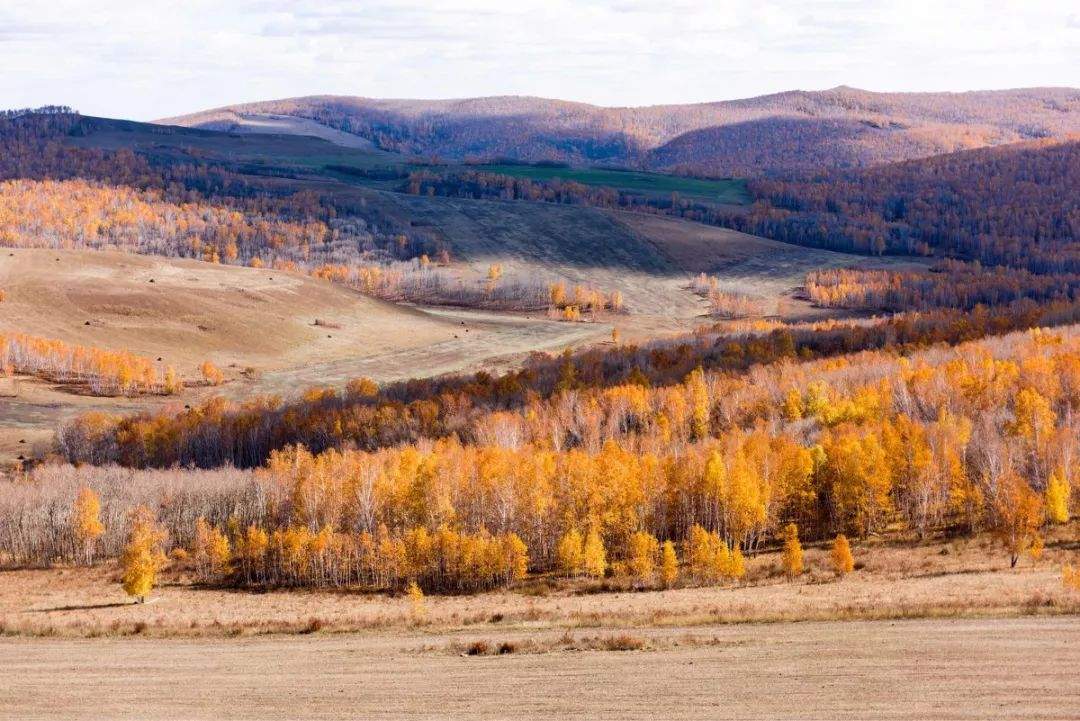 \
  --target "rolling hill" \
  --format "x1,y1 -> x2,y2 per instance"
160,86 -> 1080,175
